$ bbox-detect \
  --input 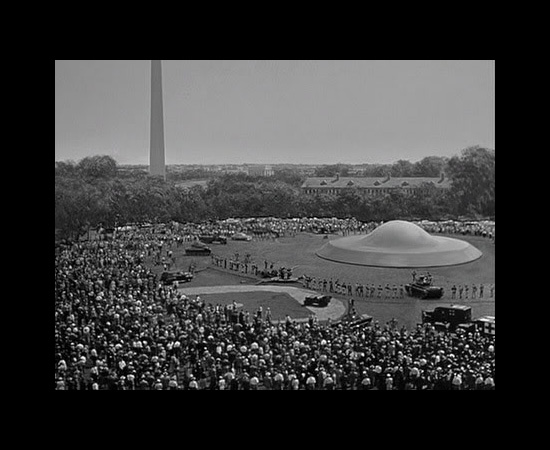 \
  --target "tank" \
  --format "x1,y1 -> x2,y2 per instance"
405,274 -> 444,299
